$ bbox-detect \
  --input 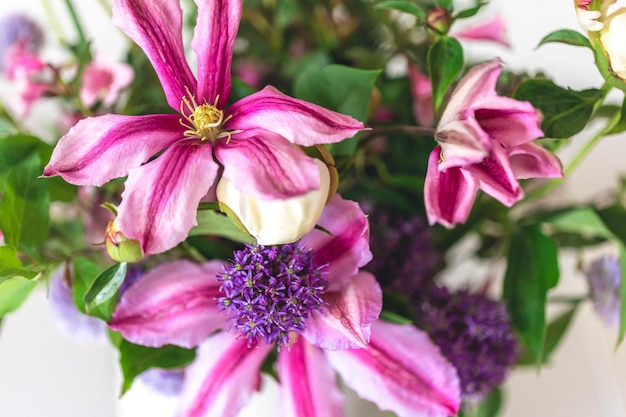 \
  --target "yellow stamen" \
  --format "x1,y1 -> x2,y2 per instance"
438,150 -> 445,164
179,90 -> 238,142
